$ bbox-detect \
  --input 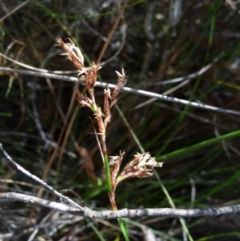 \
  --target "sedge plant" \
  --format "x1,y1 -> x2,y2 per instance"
56,37 -> 163,211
